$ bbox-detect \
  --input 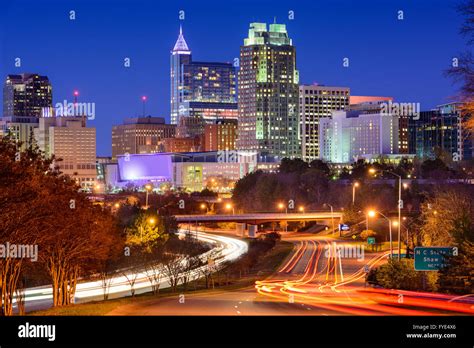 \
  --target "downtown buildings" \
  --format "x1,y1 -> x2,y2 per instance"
170,26 -> 237,134
237,22 -> 300,158
111,116 -> 176,160
299,85 -> 350,162
319,111 -> 399,163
